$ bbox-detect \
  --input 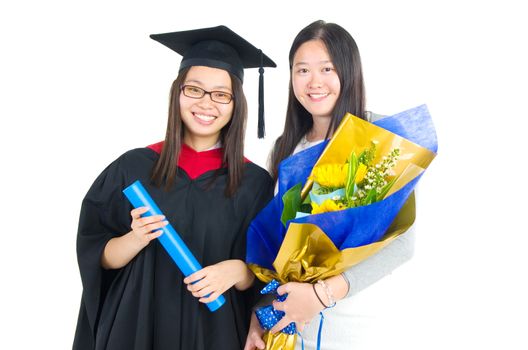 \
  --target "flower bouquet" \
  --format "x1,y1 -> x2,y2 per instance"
246,105 -> 438,350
